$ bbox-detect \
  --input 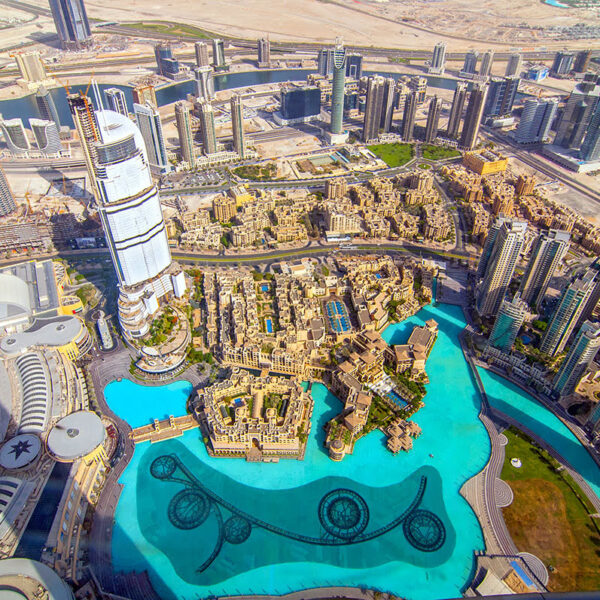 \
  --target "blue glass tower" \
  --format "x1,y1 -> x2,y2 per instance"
48,0 -> 92,50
